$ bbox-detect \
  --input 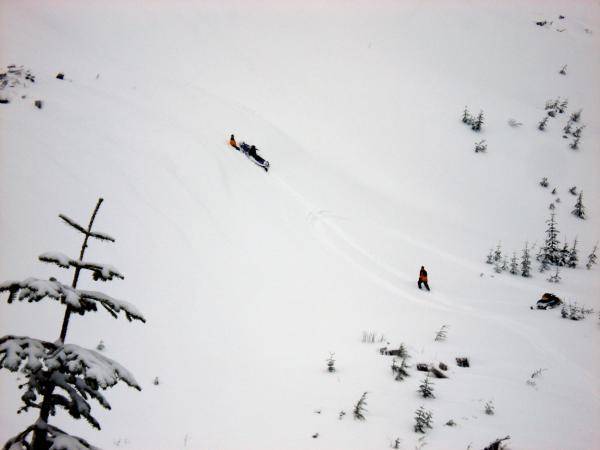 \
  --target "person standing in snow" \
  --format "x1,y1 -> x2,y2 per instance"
418,266 -> 430,291
229,134 -> 239,150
